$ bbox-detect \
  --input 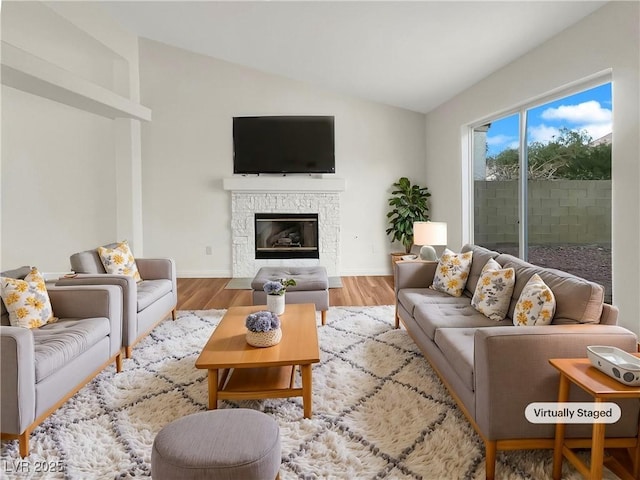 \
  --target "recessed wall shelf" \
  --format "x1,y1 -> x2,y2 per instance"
1,41 -> 152,121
